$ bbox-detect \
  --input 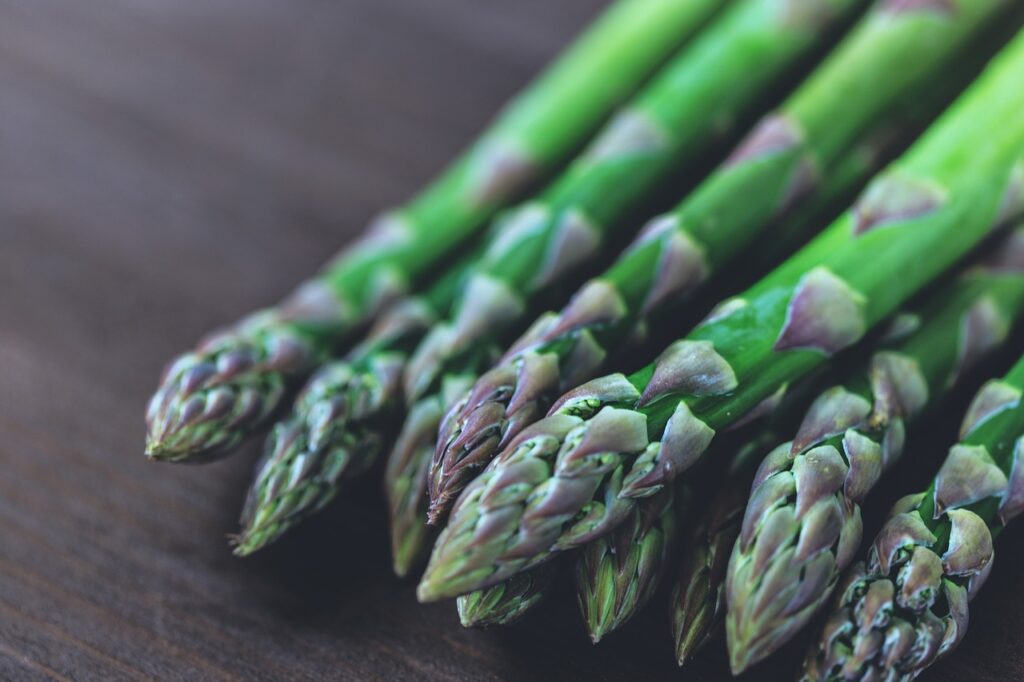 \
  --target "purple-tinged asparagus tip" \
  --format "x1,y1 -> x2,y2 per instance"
427,397 -> 505,525
427,351 -> 563,525
144,320 -> 320,461
144,350 -> 274,462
